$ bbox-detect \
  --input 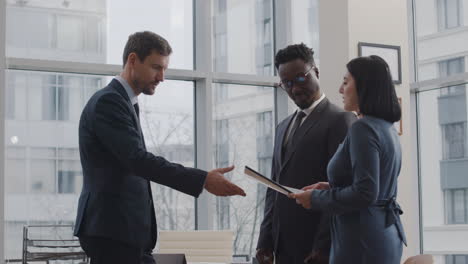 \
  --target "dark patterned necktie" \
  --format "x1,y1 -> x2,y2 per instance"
134,103 -> 140,119
283,111 -> 307,159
